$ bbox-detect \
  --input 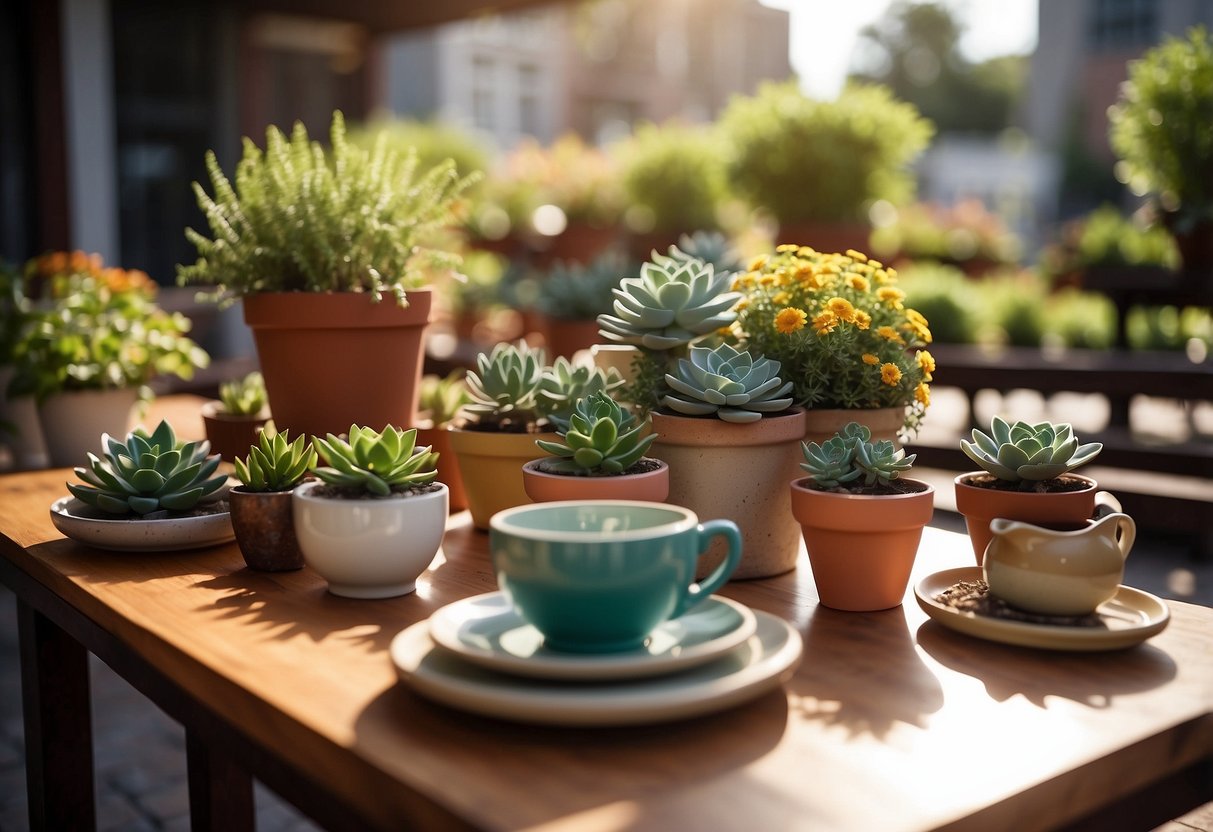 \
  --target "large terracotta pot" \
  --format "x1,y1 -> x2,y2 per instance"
790,477 -> 935,611
229,486 -> 304,572
38,387 -> 138,468
954,472 -> 1101,566
200,401 -> 270,463
649,408 -> 806,579
803,406 -> 905,449
243,290 -> 431,440
521,458 -> 669,503
415,424 -> 467,513
542,317 -> 602,360
448,427 -> 553,531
